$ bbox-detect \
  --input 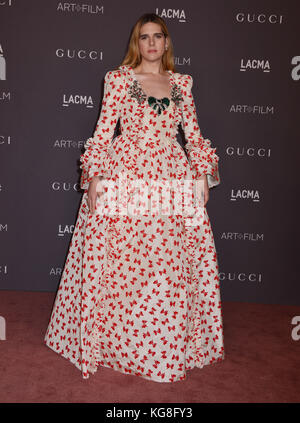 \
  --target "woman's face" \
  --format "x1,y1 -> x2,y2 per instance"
138,22 -> 168,63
